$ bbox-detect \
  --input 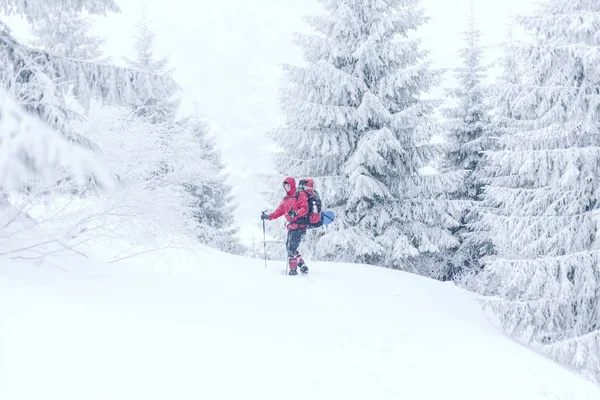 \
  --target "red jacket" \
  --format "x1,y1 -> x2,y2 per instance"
269,177 -> 309,230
